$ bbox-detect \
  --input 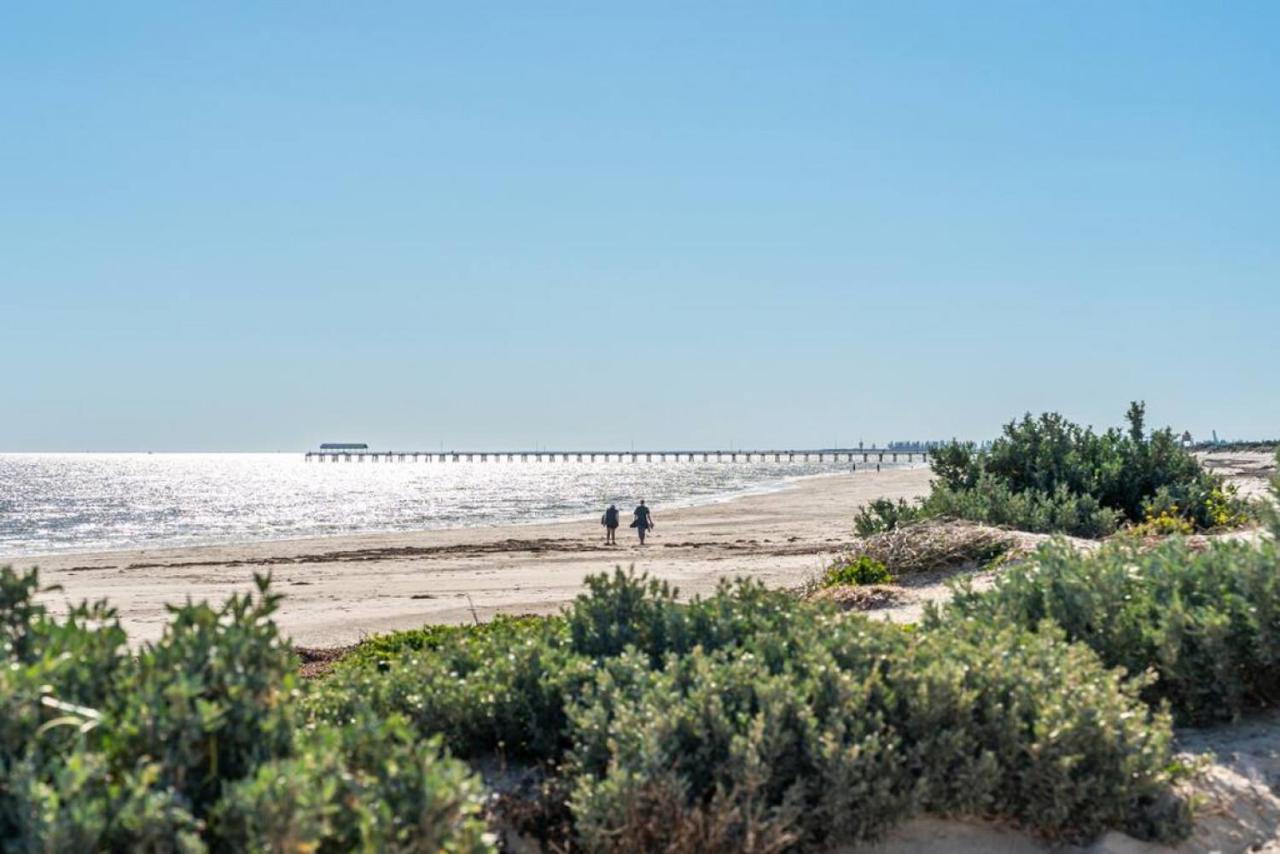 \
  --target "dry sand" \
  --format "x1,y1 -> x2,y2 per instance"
15,466 -> 933,646
1197,449 -> 1279,502
16,450 -> 1272,647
